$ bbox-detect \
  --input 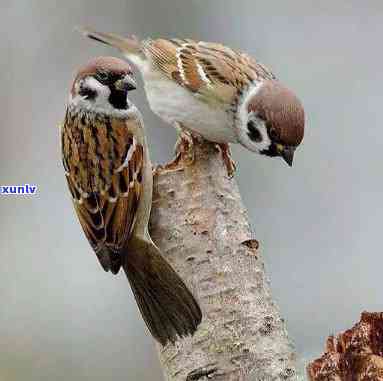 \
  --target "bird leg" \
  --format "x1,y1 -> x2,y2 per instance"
163,125 -> 196,171
215,143 -> 236,178
152,164 -> 164,177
